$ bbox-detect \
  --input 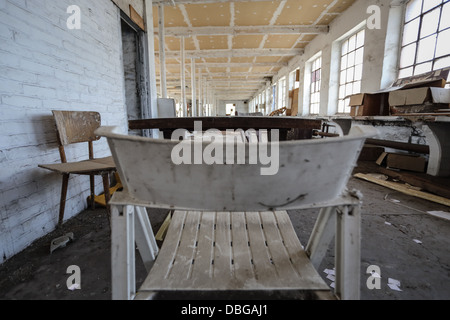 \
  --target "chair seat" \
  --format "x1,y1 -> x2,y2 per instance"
39,156 -> 116,175
139,211 -> 330,292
